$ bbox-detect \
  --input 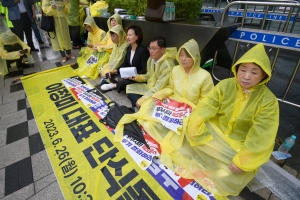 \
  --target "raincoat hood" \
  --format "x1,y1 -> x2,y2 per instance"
0,31 -> 18,45
83,16 -> 100,35
176,39 -> 201,74
232,43 -> 271,85
107,13 -> 122,30
110,24 -> 126,46
158,47 -> 177,63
